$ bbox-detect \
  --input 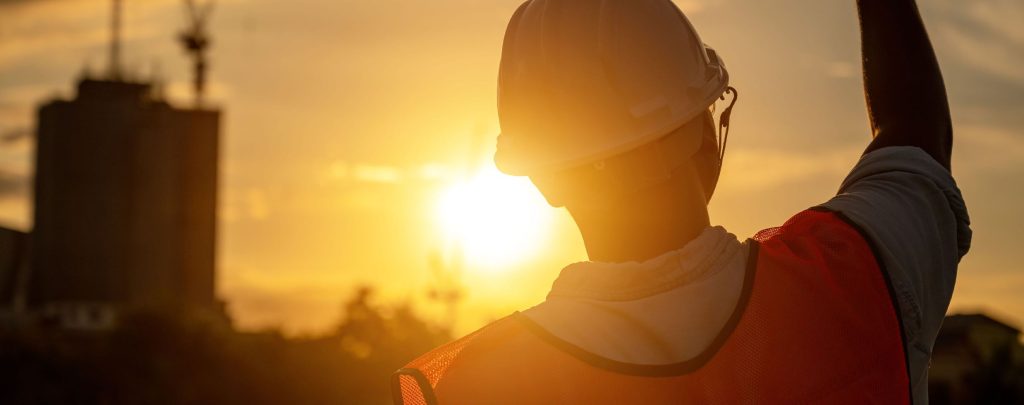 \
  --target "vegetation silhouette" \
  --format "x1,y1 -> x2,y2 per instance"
964,344 -> 1024,403
0,286 -> 450,405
